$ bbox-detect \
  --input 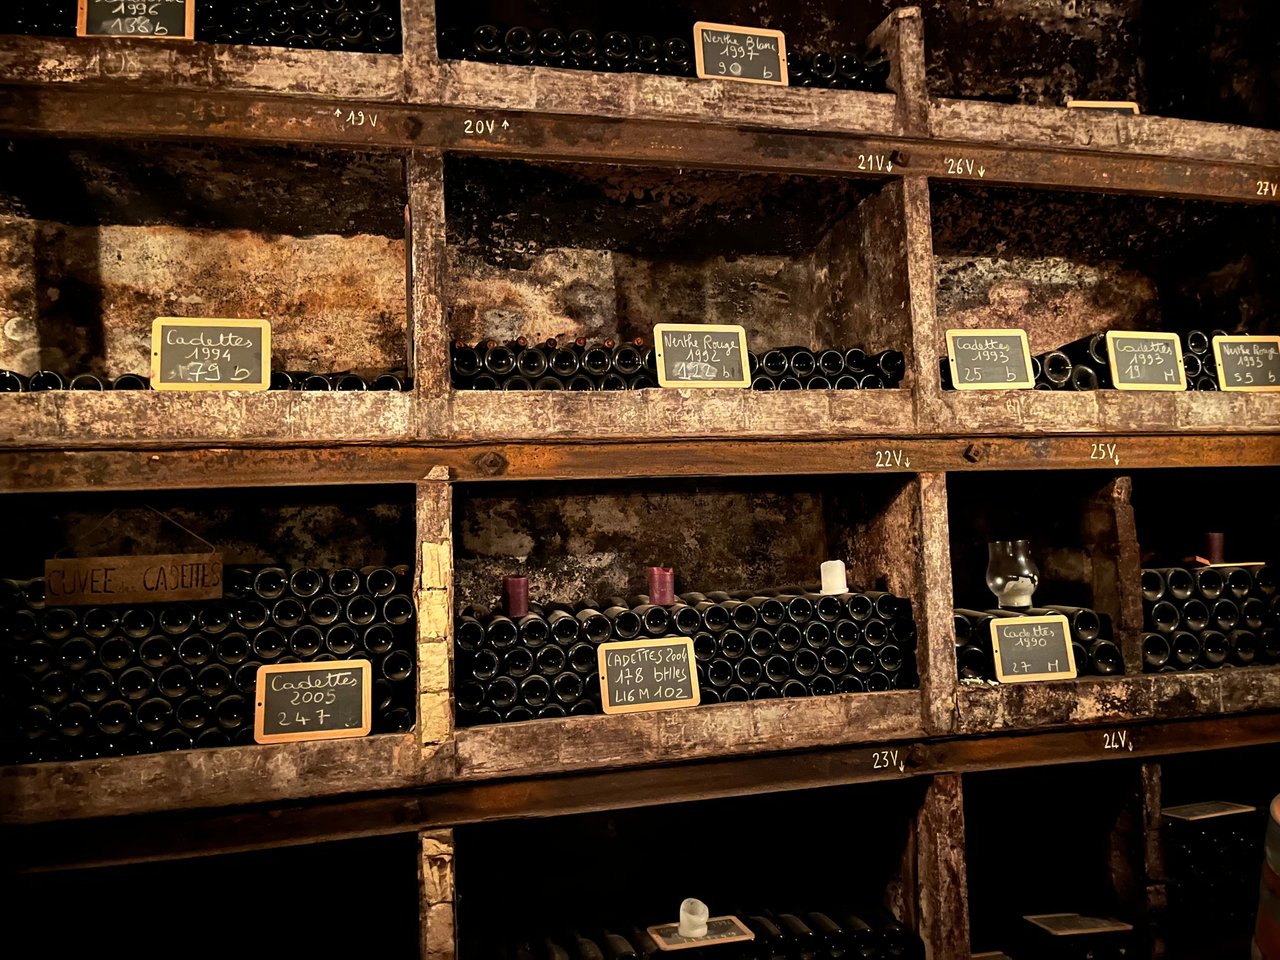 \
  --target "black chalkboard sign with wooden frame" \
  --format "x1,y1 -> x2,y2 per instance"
254,659 -> 372,744
598,637 -> 700,715
1213,335 -> 1280,392
990,614 -> 1077,683
1104,331 -> 1186,391
693,22 -> 788,86
648,917 -> 755,951
151,317 -> 271,391
654,323 -> 751,388
77,0 -> 195,40
945,328 -> 1035,390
